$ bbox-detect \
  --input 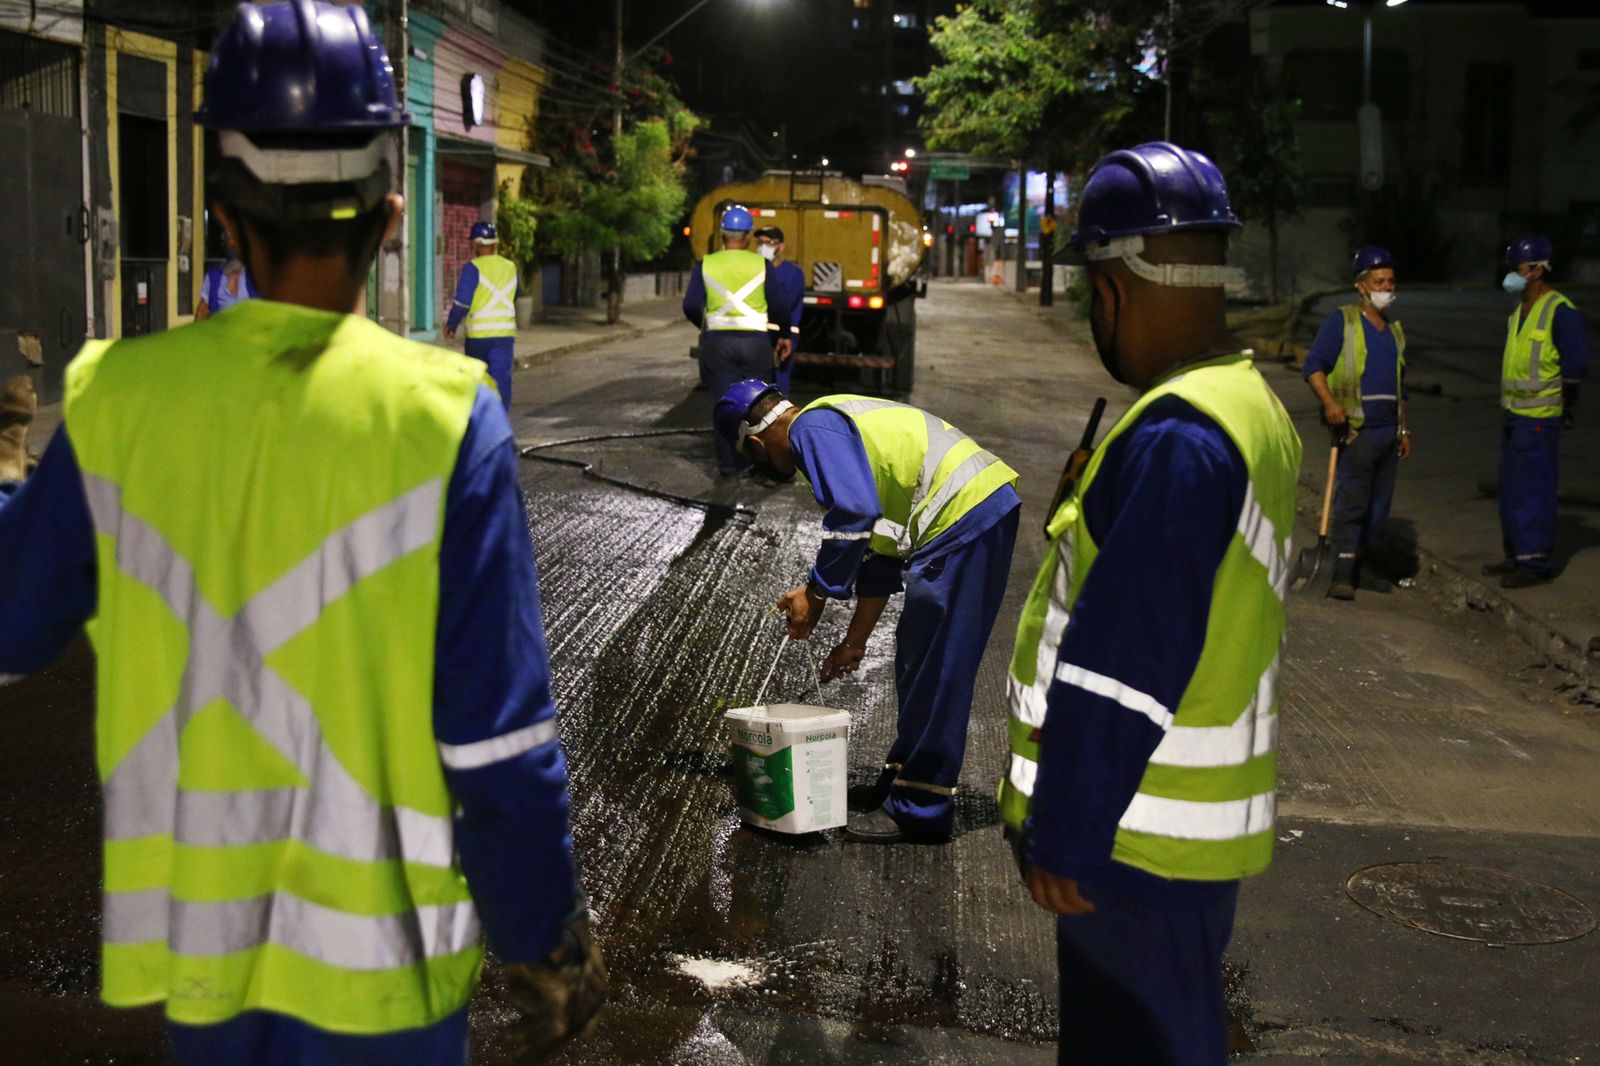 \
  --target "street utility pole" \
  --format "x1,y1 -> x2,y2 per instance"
611,0 -> 624,324
1039,174 -> 1054,307
1014,162 -> 1027,294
